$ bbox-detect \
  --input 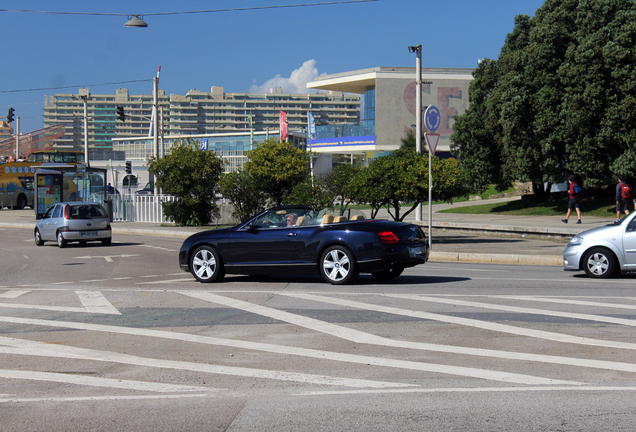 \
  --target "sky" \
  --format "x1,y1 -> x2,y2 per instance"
0,0 -> 546,134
